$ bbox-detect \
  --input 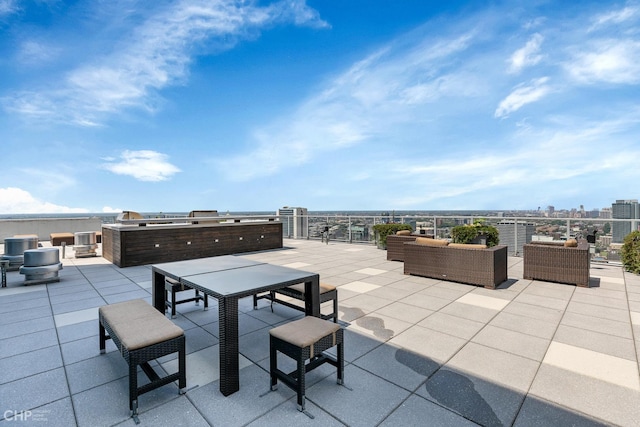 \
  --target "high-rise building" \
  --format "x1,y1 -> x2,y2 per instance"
277,207 -> 308,238
611,200 -> 639,243
497,221 -> 535,256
